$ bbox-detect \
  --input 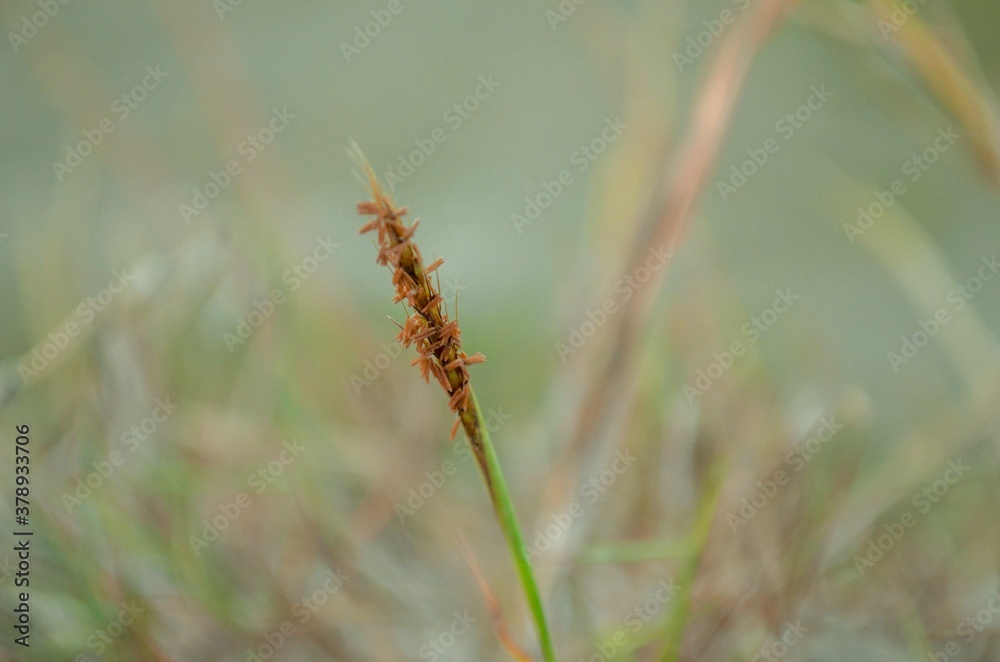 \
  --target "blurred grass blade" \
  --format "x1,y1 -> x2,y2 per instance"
458,532 -> 537,662
869,0 -> 1000,184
